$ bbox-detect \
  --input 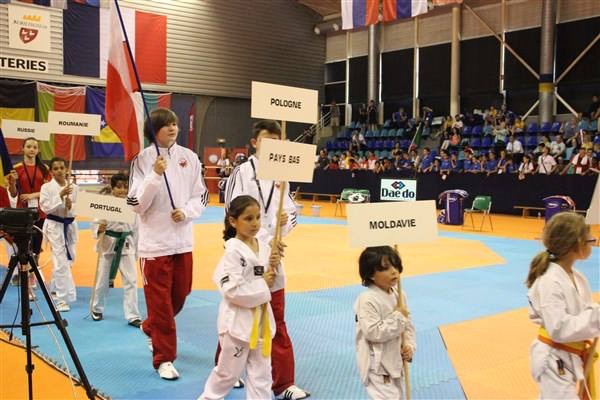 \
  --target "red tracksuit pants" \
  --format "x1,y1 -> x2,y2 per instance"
215,288 -> 295,394
141,252 -> 193,369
